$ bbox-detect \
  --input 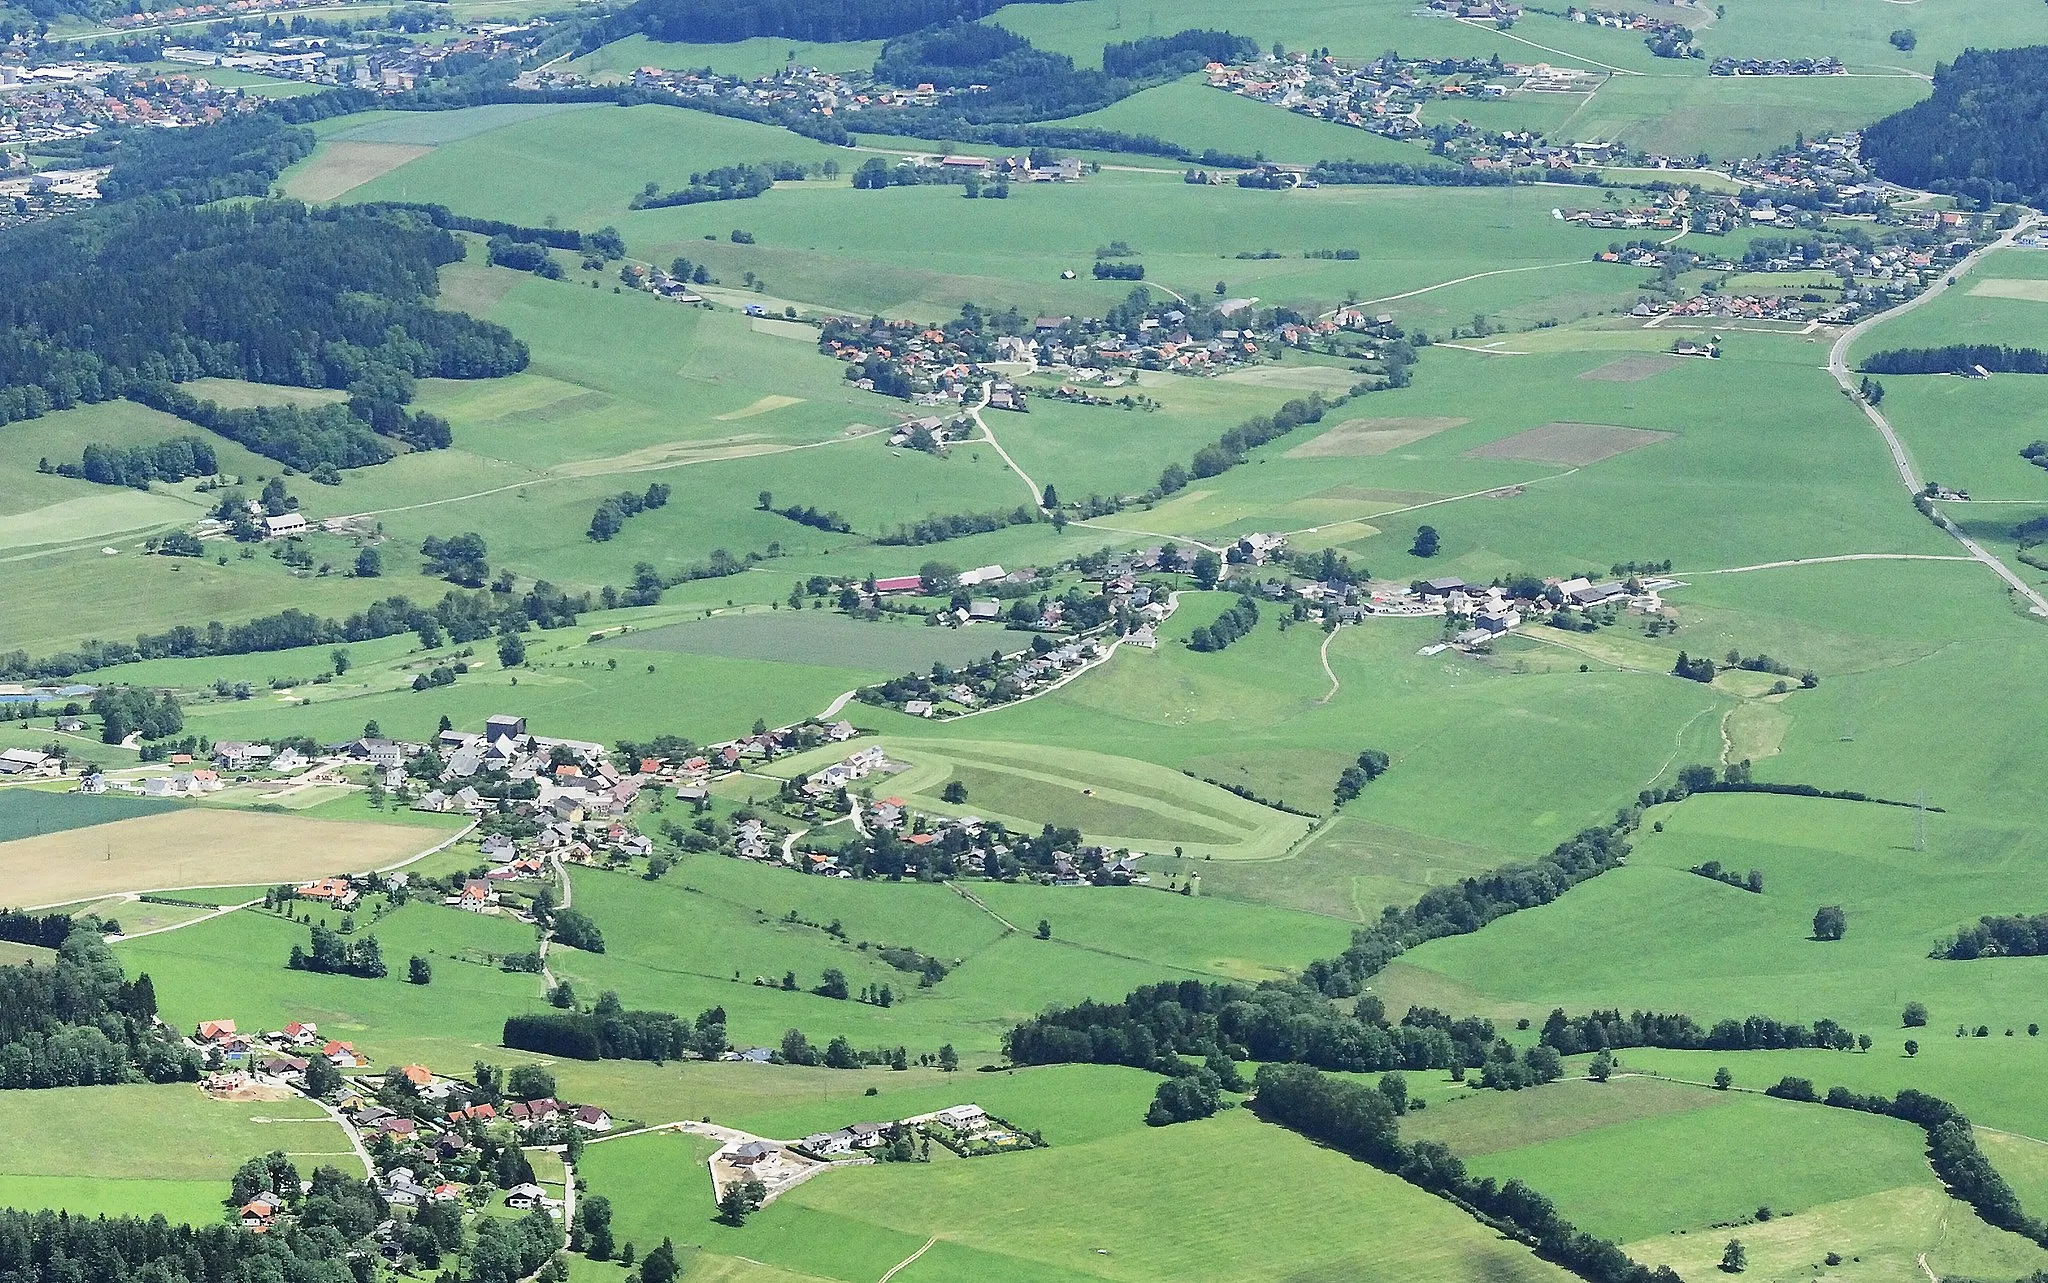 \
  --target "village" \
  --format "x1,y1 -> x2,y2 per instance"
179,1014 -> 1021,1248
